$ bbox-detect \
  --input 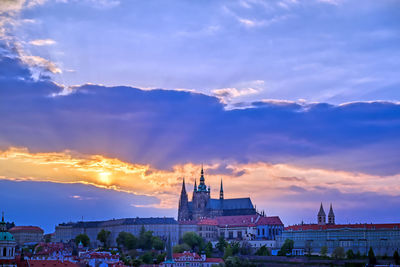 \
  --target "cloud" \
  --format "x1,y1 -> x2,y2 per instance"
20,55 -> 62,73
29,39 -> 56,46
